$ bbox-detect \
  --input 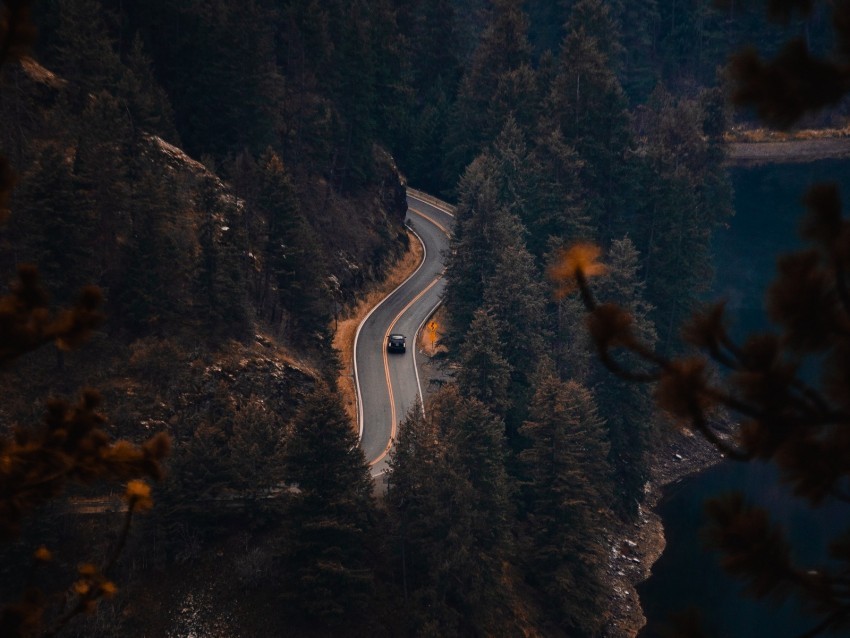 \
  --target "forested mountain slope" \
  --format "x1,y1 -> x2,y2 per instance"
2,0 -> 847,637
0,2 -> 410,635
